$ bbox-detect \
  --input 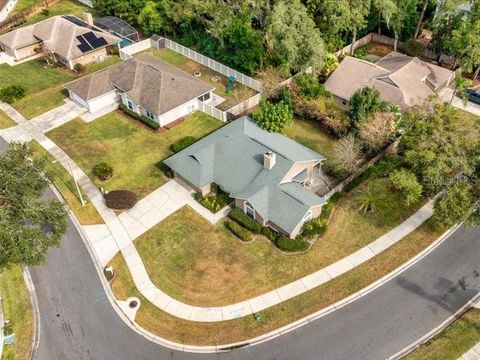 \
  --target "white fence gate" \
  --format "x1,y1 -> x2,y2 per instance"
197,101 -> 227,122
119,39 -> 154,60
